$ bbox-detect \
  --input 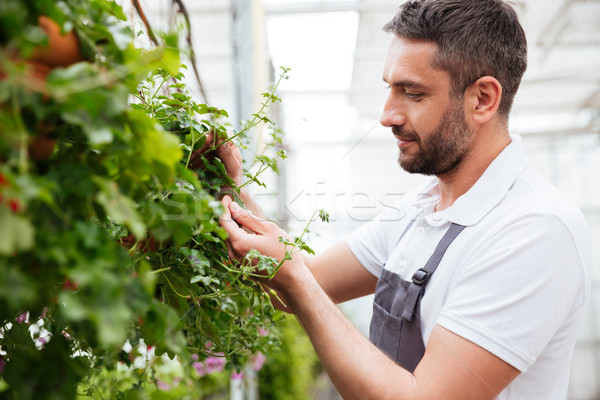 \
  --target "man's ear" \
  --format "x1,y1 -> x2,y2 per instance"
465,76 -> 502,124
